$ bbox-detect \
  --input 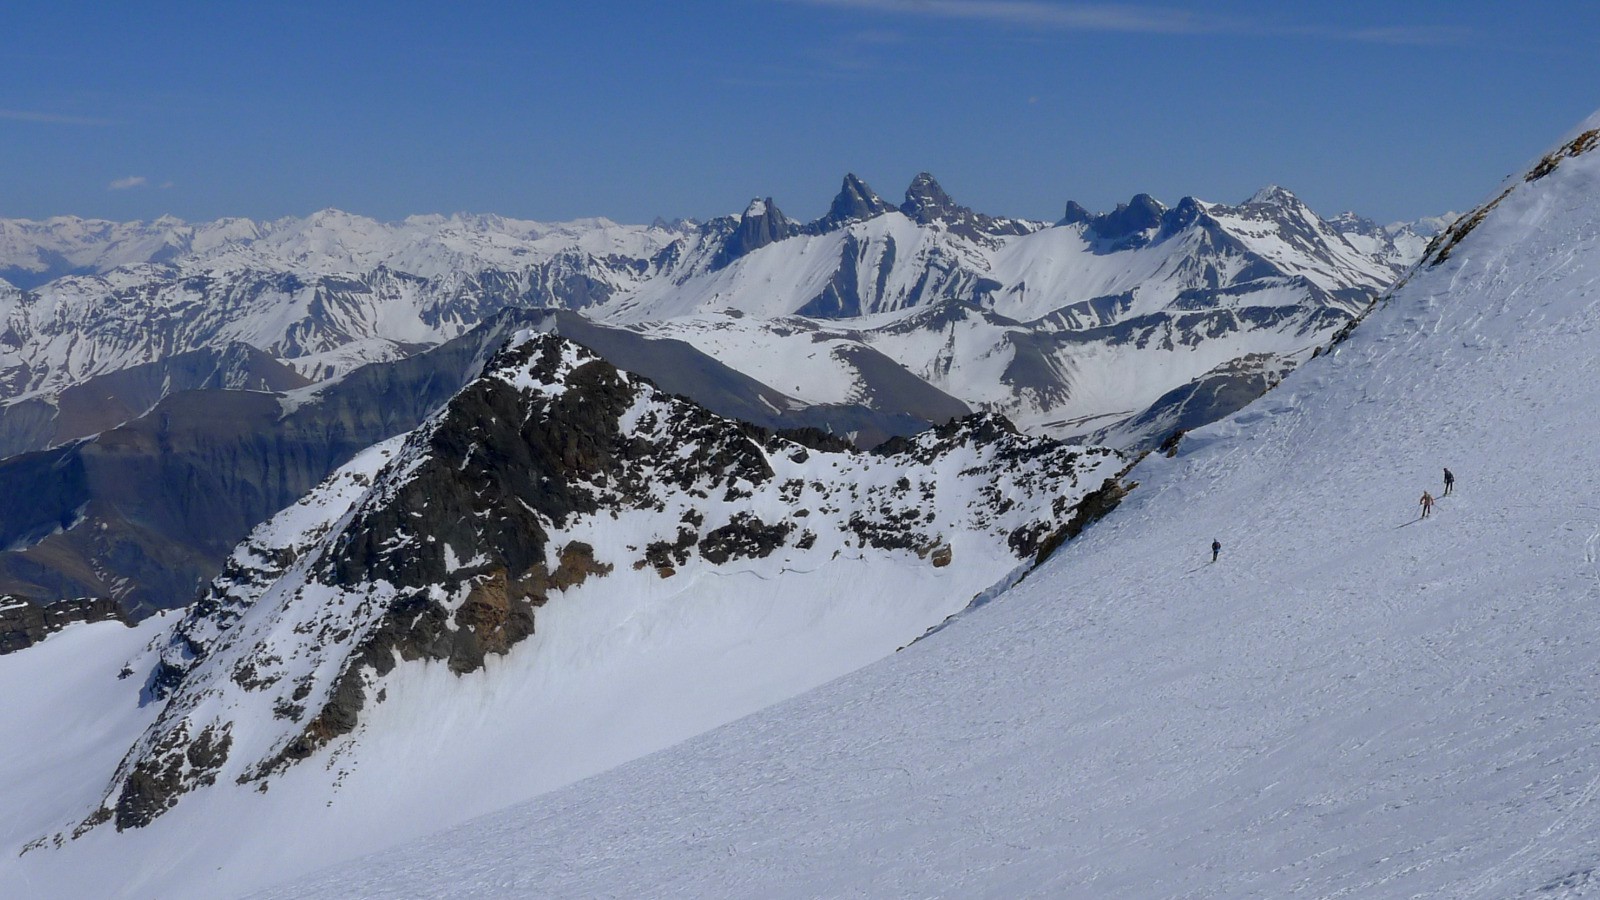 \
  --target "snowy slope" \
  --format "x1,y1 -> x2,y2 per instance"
632,285 -> 1345,448
1334,209 -> 1461,271
601,208 -> 998,322
259,115 -> 1600,898
0,333 -> 1123,898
